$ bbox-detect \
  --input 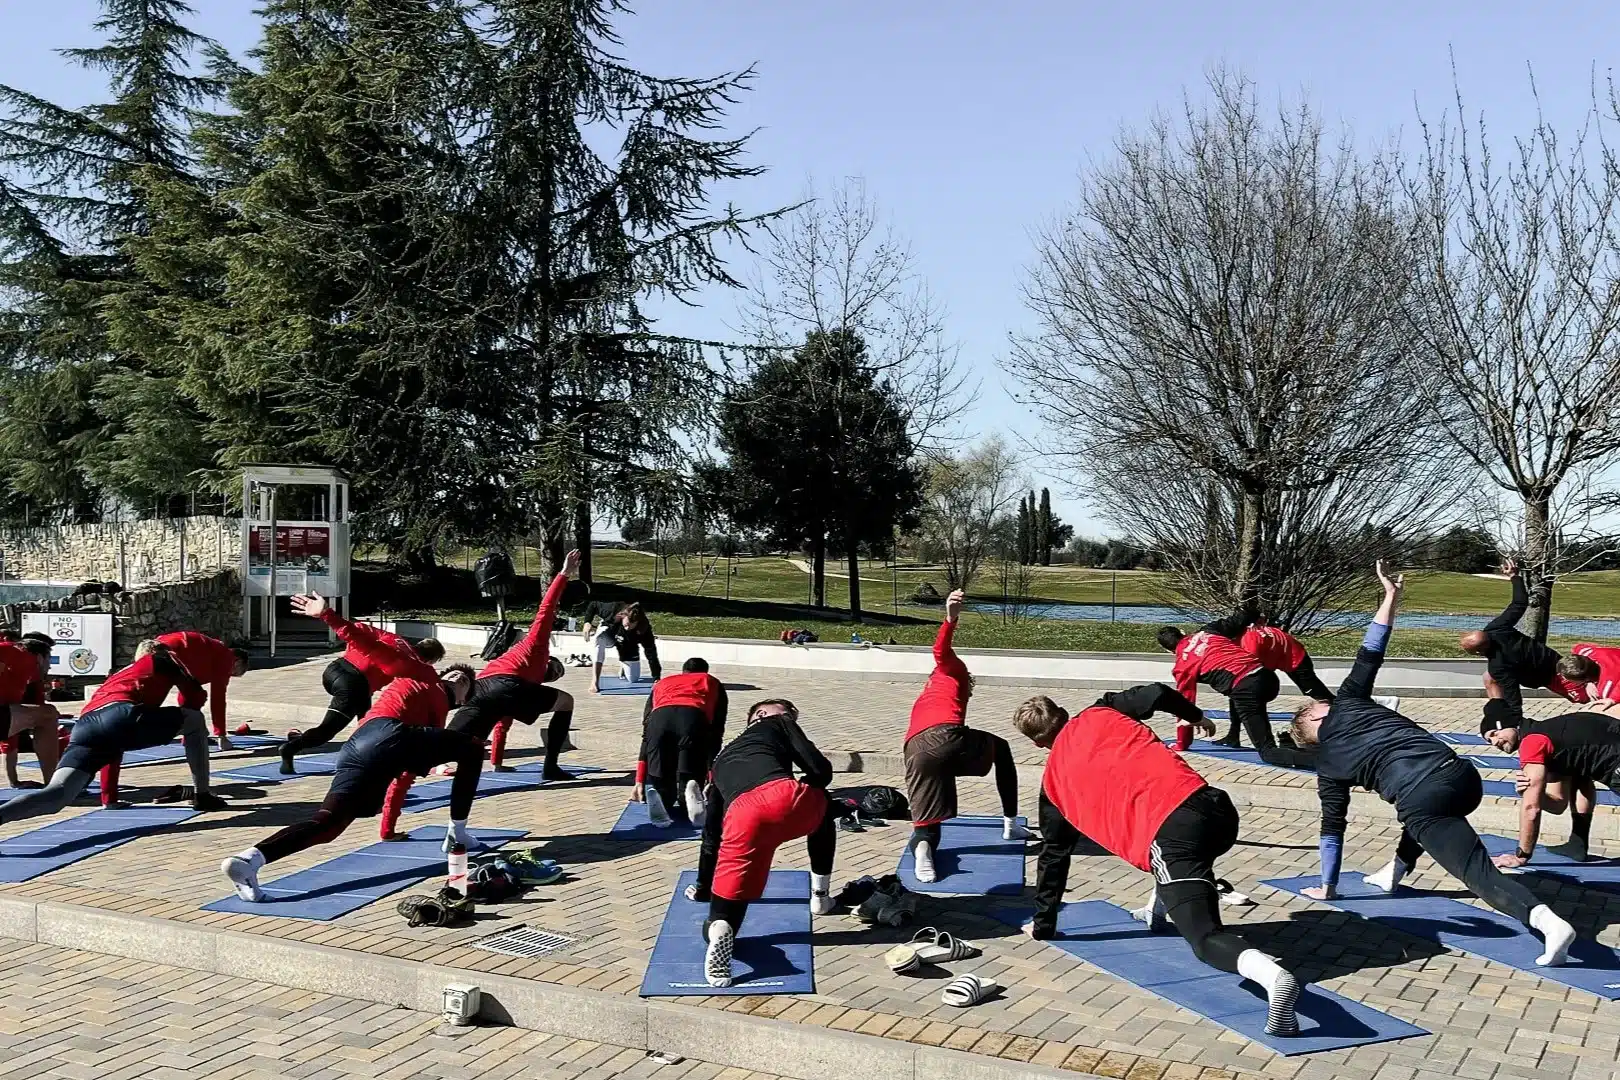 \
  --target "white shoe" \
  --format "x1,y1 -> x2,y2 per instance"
810,892 -> 835,916
913,840 -> 936,883
222,856 -> 264,903
704,921 -> 736,987
646,789 -> 672,827
684,780 -> 706,826
1003,821 -> 1031,842
215,734 -> 234,752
